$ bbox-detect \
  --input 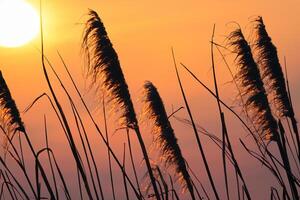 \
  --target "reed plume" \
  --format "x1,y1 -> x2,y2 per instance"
142,81 -> 195,199
228,28 -> 278,141
0,71 -> 24,141
82,9 -> 161,199
254,16 -> 294,119
229,28 -> 299,199
82,9 -> 137,128
253,17 -> 300,158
